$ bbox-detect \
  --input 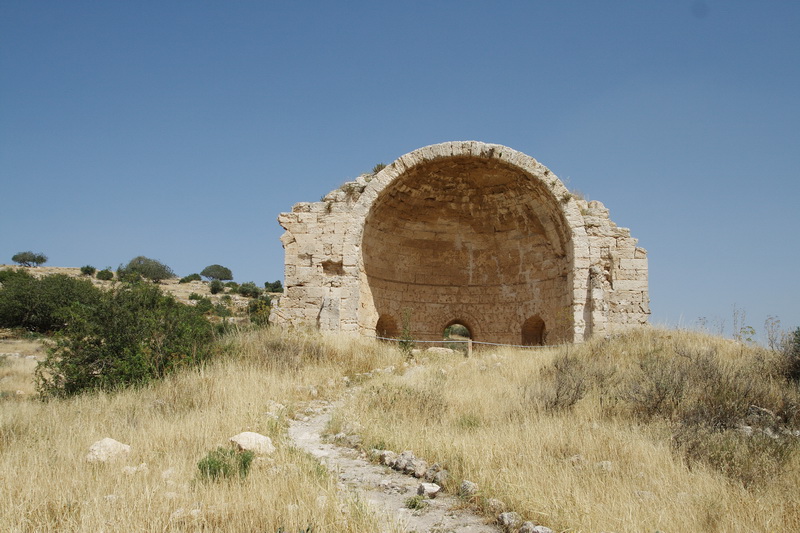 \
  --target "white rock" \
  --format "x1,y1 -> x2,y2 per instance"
122,463 -> 148,475
498,511 -> 521,530
460,480 -> 478,498
417,482 -> 441,498
86,438 -> 131,463
229,432 -> 276,455
379,450 -> 398,467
